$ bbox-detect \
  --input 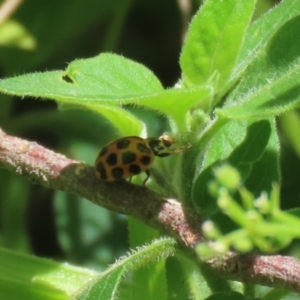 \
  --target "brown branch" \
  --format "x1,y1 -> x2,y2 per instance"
1,127 -> 300,293
0,128 -> 202,247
